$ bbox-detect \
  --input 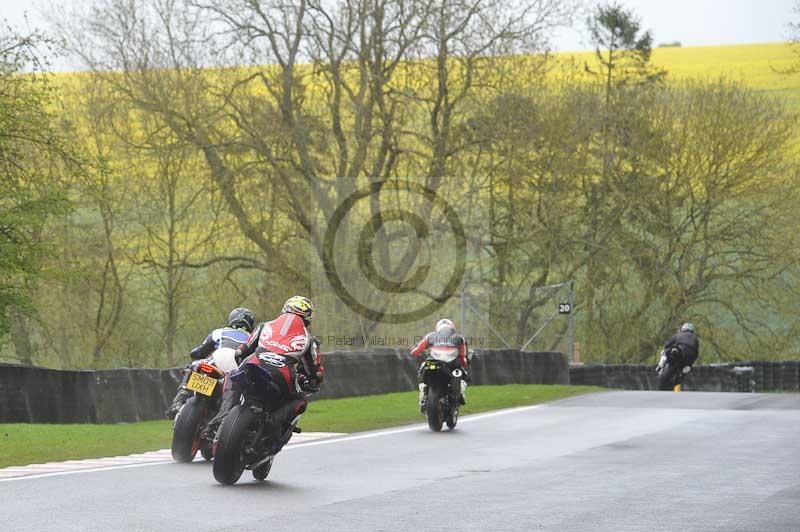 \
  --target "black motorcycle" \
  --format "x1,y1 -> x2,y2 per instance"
421,348 -> 464,432
171,360 -> 226,462
212,353 -> 309,485
656,347 -> 690,391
